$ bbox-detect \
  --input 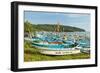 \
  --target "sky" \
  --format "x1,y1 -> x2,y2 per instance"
24,11 -> 90,31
